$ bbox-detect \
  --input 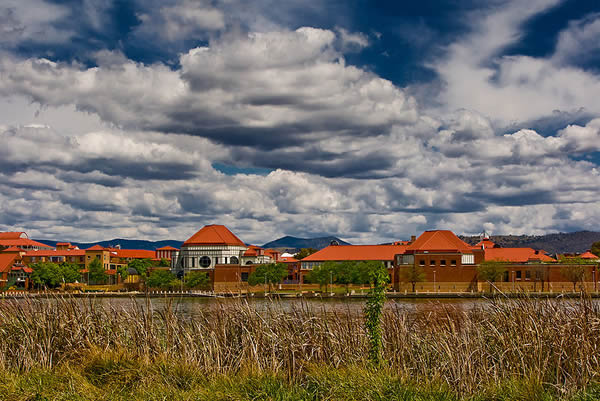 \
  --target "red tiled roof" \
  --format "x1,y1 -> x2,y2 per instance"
0,254 -> 18,273
2,246 -> 25,253
0,238 -> 53,249
281,256 -> 299,263
302,244 -> 407,262
580,251 -> 599,260
184,225 -> 246,247
0,232 -> 27,240
111,249 -> 155,259
484,248 -> 555,263
23,267 -> 32,273
406,230 -> 473,253
86,245 -> 106,251
24,249 -> 85,257
475,238 -> 496,249
156,246 -> 179,251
